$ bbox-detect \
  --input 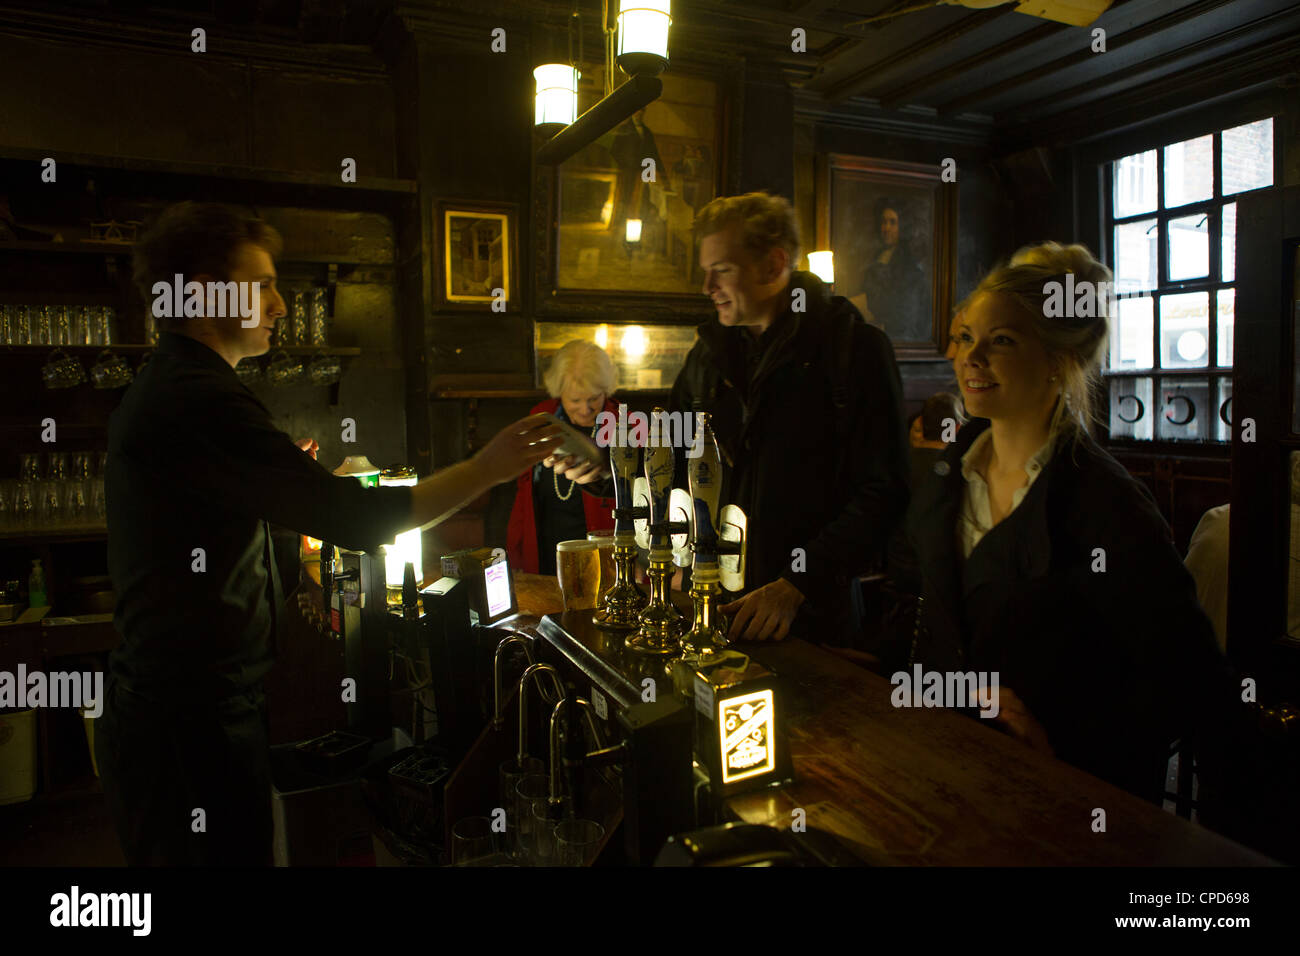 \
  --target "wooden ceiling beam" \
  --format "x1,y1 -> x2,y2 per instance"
877,20 -> 1064,109
934,0 -> 1239,116
994,32 -> 1299,150
820,6 -> 1015,102
997,3 -> 1300,126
